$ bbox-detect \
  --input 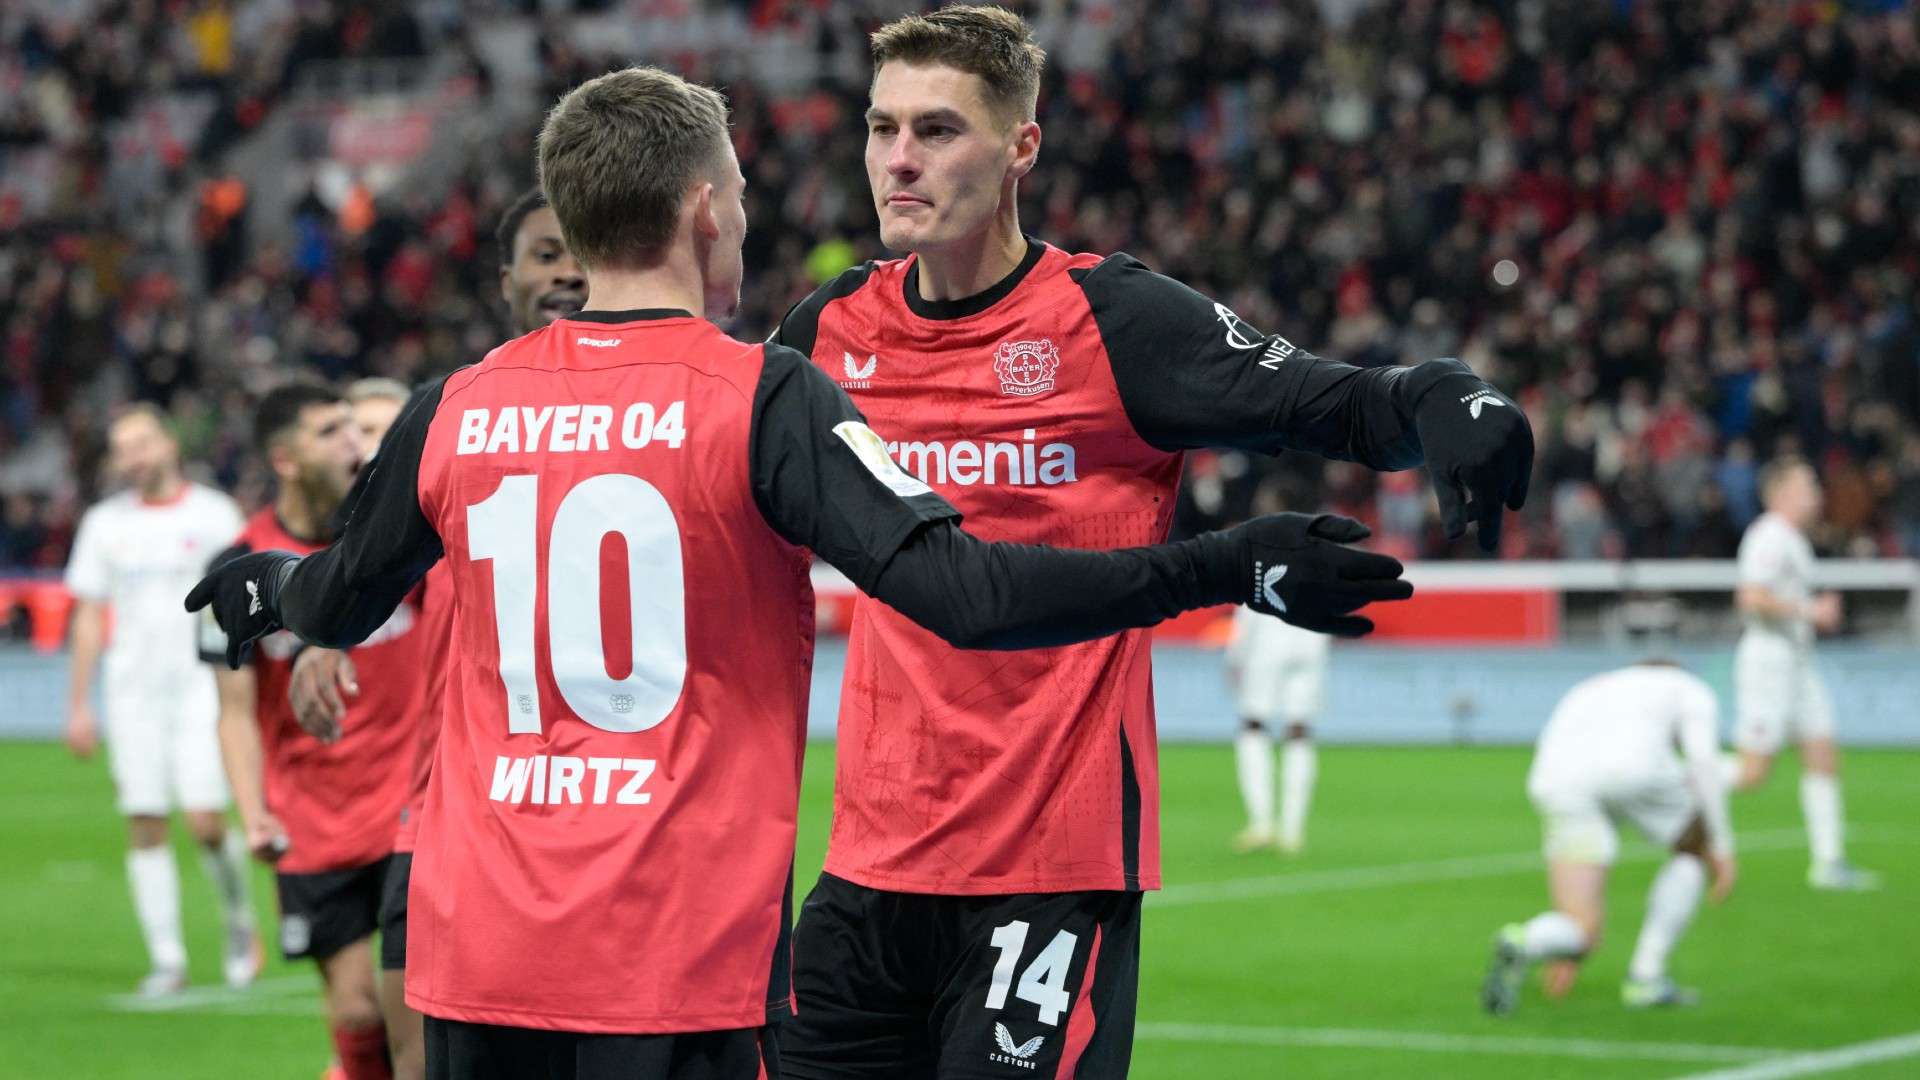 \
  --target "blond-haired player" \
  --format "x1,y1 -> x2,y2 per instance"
1732,457 -> 1876,890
